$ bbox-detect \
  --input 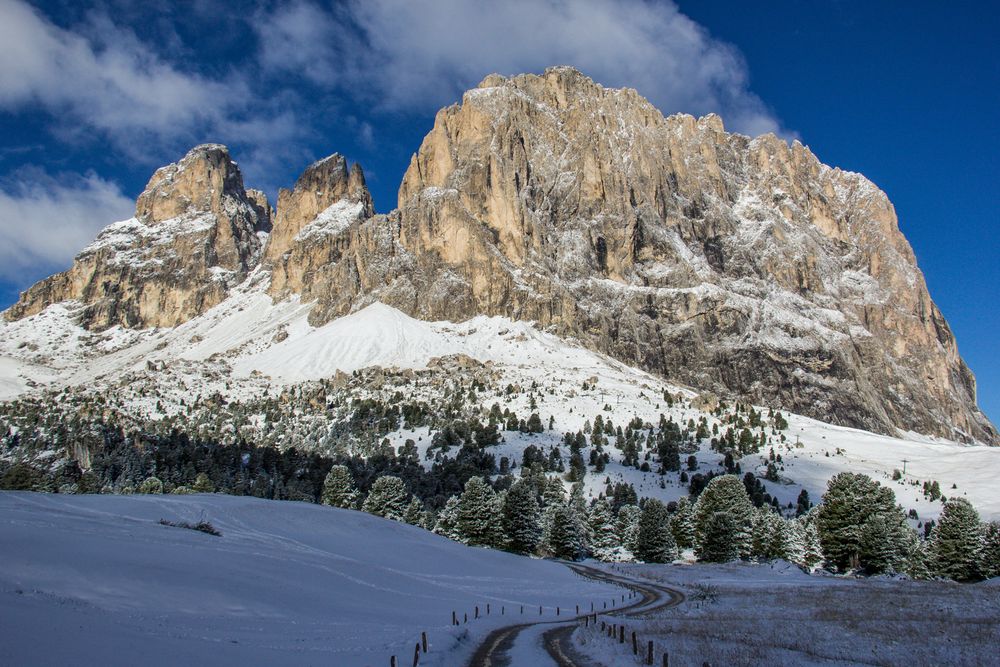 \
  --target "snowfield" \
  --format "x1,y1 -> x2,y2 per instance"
0,492 -> 622,666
